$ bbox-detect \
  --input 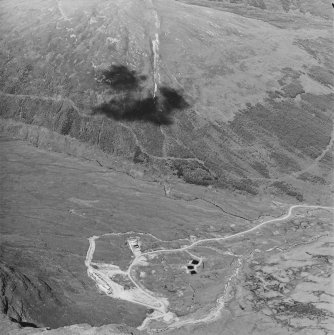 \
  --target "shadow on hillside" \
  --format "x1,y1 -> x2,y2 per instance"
10,318 -> 38,328
94,65 -> 189,125
99,65 -> 147,91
